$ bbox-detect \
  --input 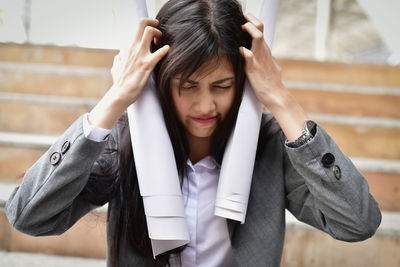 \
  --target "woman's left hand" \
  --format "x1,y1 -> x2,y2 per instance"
239,13 -> 286,110
239,13 -> 310,142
